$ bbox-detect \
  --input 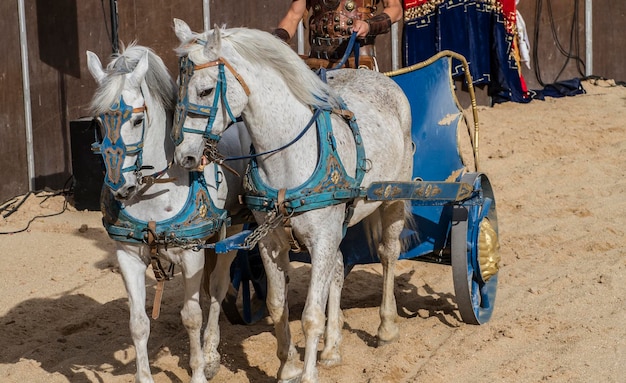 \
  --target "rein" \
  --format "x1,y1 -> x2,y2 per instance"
331,32 -> 360,70
222,109 -> 322,162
